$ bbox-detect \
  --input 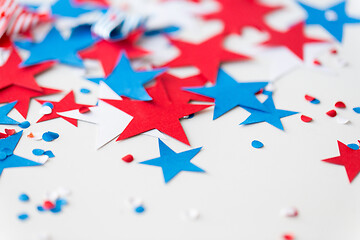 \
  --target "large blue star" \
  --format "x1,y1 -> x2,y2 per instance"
18,25 -> 96,68
0,131 -> 41,176
102,52 -> 166,100
298,0 -> 360,42
185,69 -> 268,120
241,95 -> 298,130
51,0 -> 96,18
0,101 -> 19,125
139,139 -> 205,184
